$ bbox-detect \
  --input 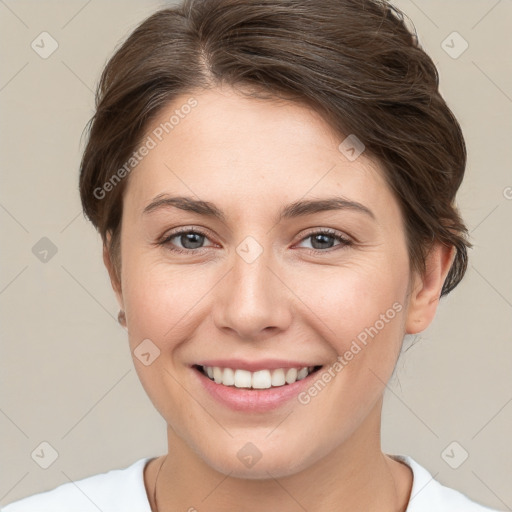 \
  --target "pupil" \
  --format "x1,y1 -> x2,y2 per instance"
312,233 -> 333,250
182,232 -> 203,249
